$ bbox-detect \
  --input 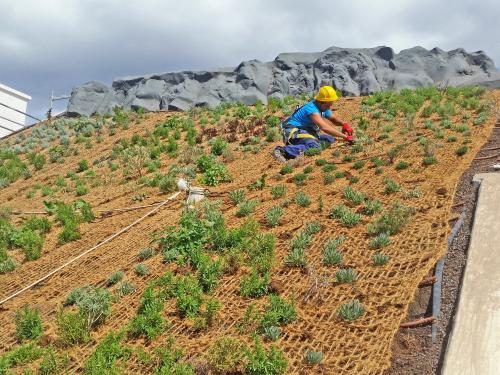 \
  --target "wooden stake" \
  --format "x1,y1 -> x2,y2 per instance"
400,316 -> 435,328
